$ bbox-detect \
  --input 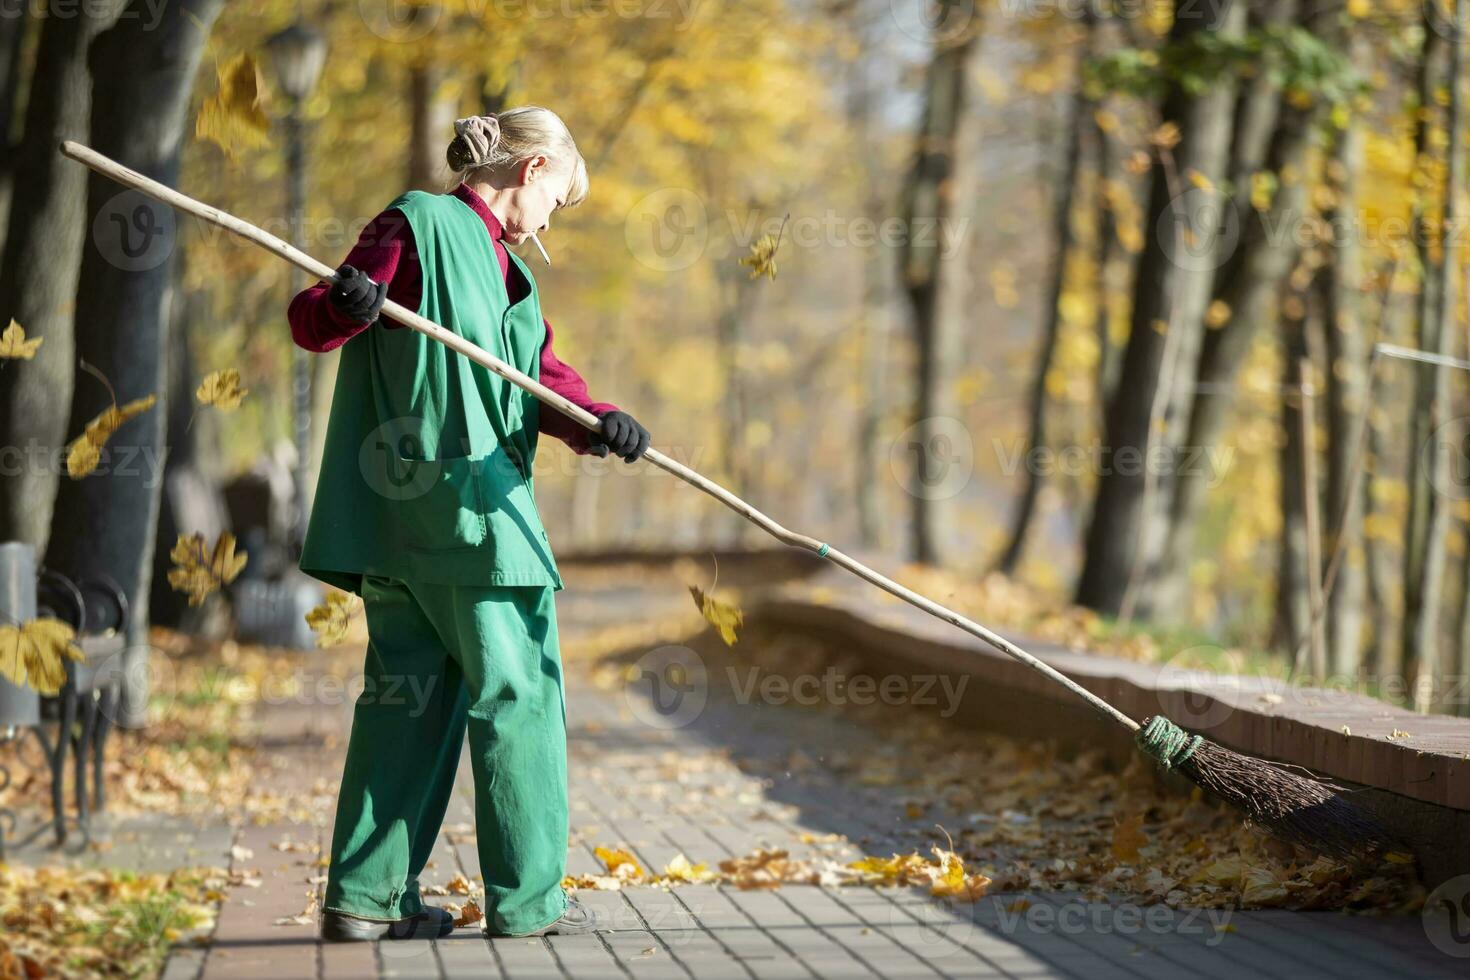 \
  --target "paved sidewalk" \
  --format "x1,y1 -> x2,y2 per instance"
106,578 -> 1461,979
